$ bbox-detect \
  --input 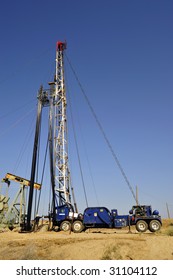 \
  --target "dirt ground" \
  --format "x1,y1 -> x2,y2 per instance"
0,219 -> 173,260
